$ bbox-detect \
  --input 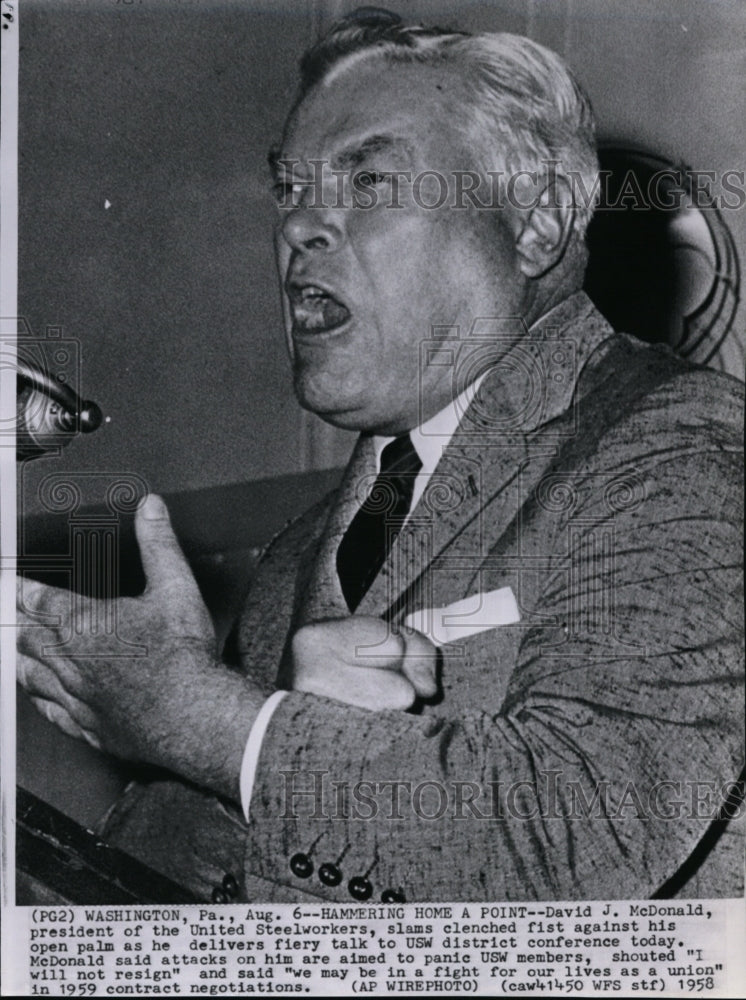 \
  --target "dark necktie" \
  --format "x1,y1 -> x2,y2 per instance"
336,433 -> 422,612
